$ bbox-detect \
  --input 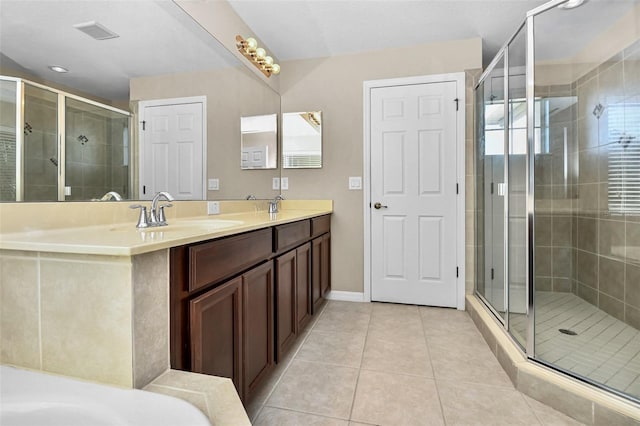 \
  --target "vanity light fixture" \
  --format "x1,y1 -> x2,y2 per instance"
236,35 -> 281,77
557,0 -> 585,9
48,65 -> 68,73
